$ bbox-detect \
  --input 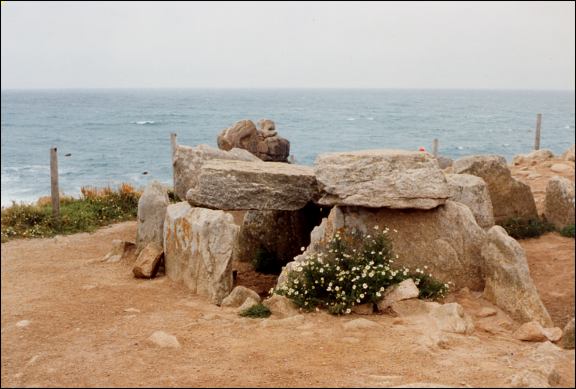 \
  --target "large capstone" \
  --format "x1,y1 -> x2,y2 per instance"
453,155 -> 538,223
186,160 -> 318,211
172,144 -> 259,200
481,226 -> 552,327
314,149 -> 450,209
163,202 -> 239,305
